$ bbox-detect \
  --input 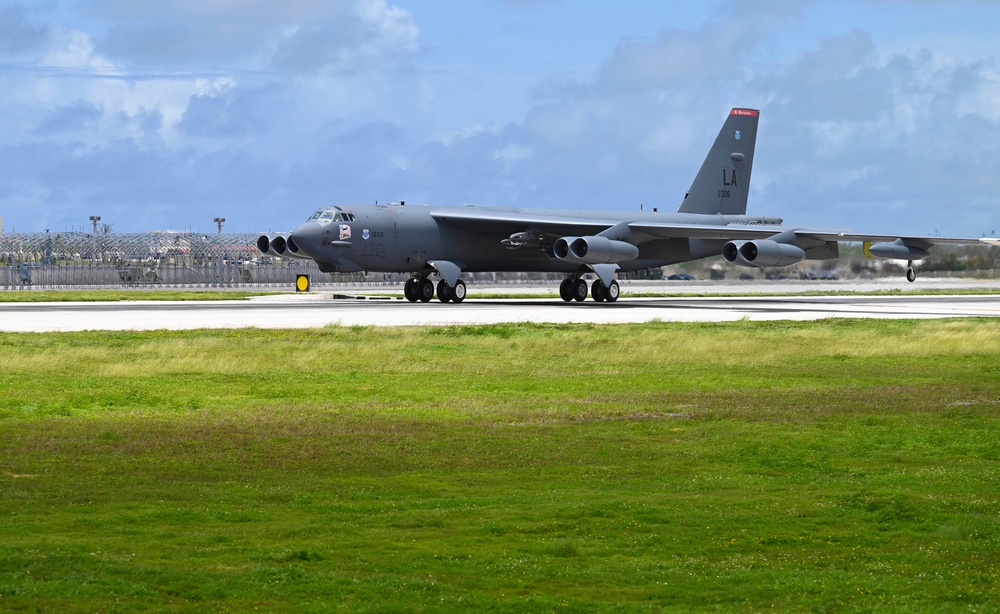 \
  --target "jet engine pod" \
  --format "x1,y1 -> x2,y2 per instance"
554,236 -> 639,264
553,236 -> 577,260
257,234 -> 292,257
721,240 -> 745,264
723,239 -> 806,267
